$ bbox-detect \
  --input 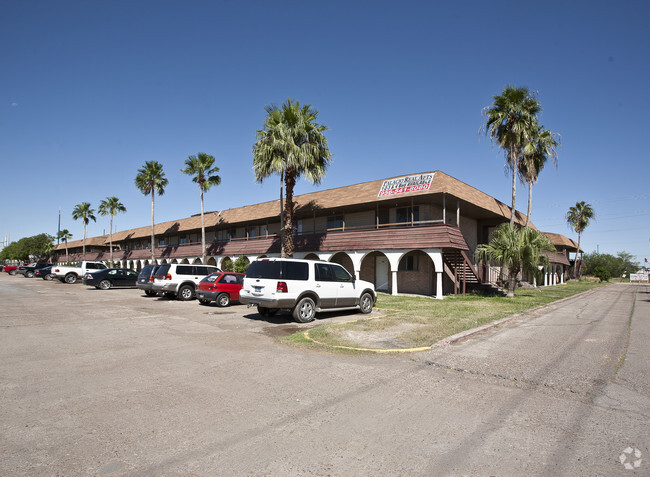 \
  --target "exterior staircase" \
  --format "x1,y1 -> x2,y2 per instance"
443,250 -> 505,296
